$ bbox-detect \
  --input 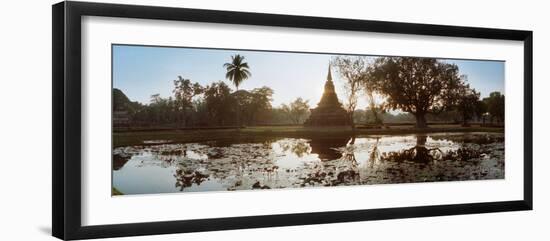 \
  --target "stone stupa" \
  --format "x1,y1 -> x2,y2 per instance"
304,66 -> 350,126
